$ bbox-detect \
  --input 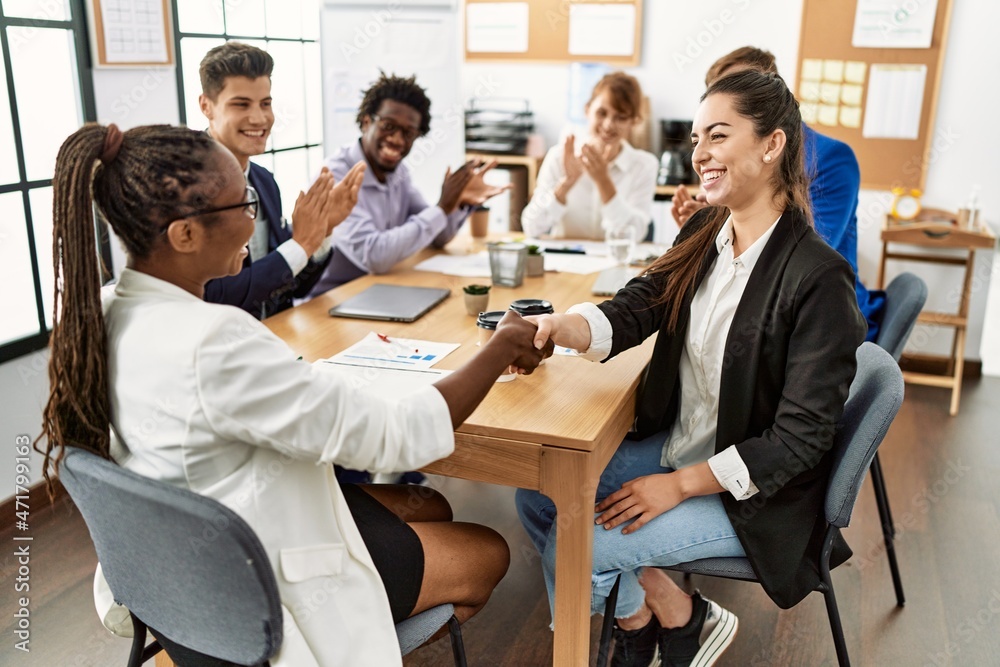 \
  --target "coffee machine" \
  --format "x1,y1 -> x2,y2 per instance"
657,120 -> 695,186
